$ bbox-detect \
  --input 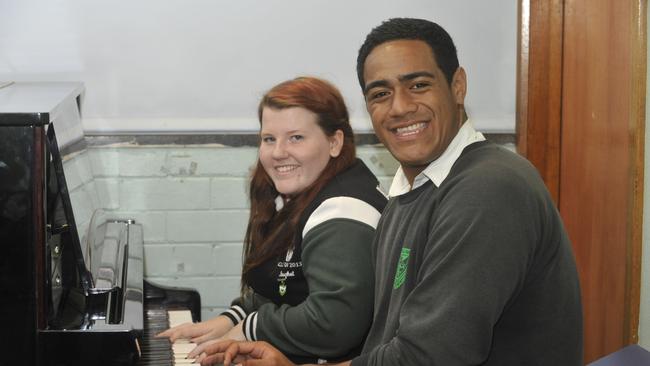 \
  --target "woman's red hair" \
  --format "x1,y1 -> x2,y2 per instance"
242,77 -> 356,285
